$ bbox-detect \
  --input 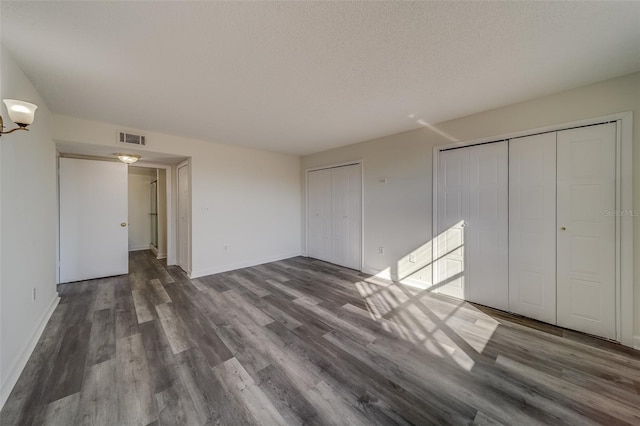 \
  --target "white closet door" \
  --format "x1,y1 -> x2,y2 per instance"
557,123 -> 616,339
509,133 -> 557,323
332,164 -> 362,270
466,141 -> 509,310
307,168 -> 333,262
436,148 -> 469,300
